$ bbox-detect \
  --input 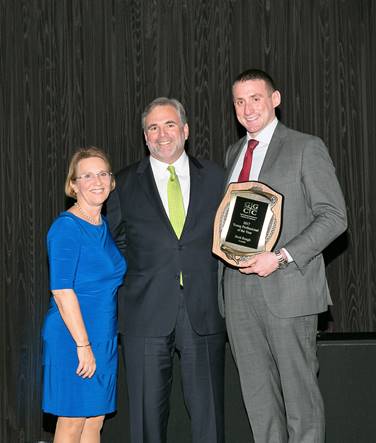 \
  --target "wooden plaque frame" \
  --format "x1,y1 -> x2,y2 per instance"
212,181 -> 283,266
